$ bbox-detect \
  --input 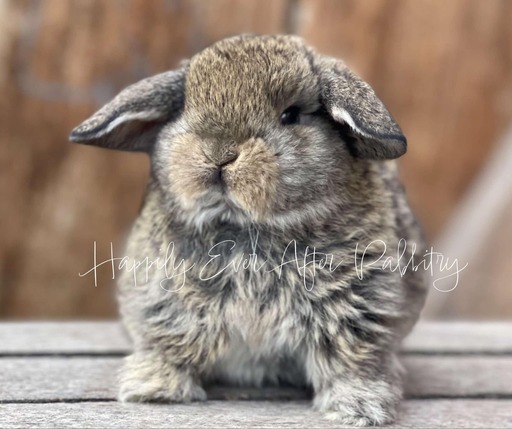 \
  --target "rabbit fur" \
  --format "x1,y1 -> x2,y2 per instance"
71,34 -> 428,426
